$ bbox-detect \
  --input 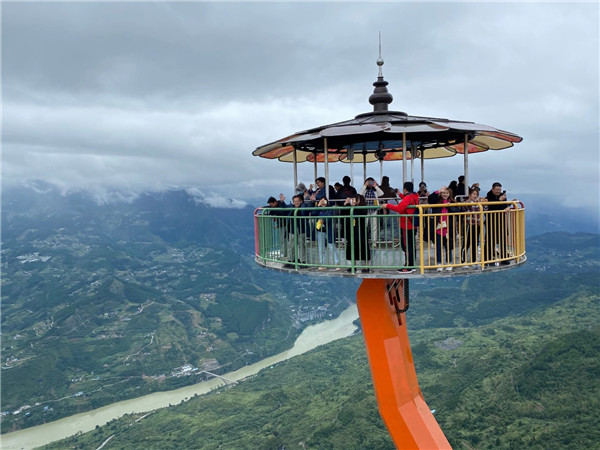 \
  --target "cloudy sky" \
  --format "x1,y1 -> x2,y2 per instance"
2,2 -> 598,211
